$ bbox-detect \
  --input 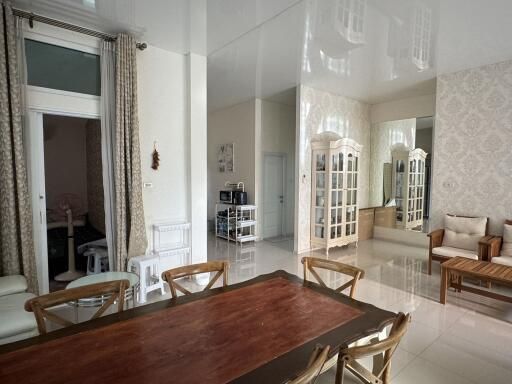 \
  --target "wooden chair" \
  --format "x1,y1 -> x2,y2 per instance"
427,214 -> 489,275
481,220 -> 512,262
162,261 -> 229,299
301,257 -> 364,298
335,313 -> 411,384
288,345 -> 331,384
25,280 -> 129,335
